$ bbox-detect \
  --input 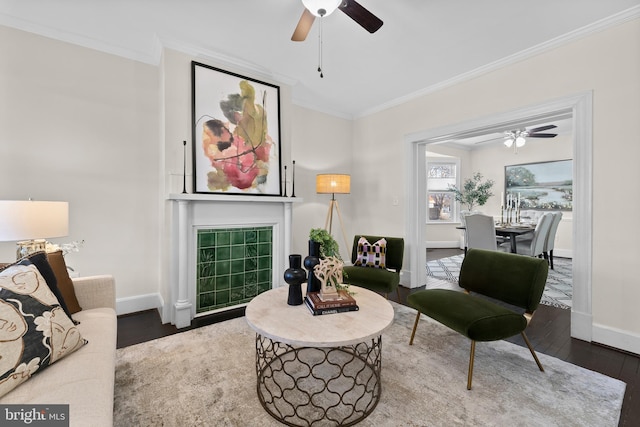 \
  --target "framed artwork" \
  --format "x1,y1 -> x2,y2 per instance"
505,159 -> 573,210
192,61 -> 282,195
